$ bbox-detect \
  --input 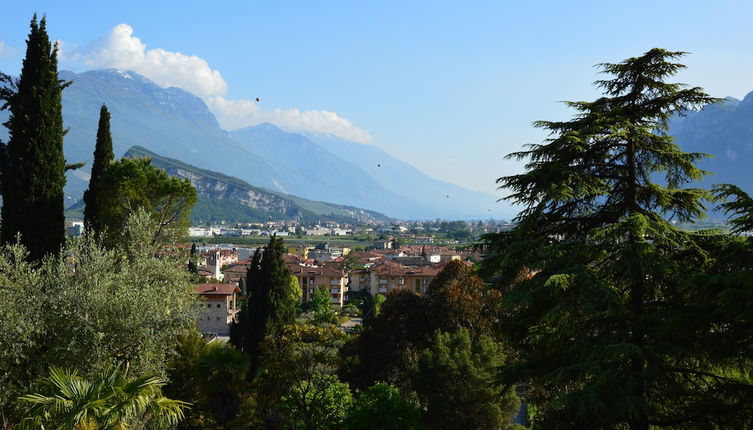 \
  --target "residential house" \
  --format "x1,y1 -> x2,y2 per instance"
371,239 -> 393,250
287,244 -> 314,258
222,259 -> 251,284
196,283 -> 240,335
365,261 -> 447,296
